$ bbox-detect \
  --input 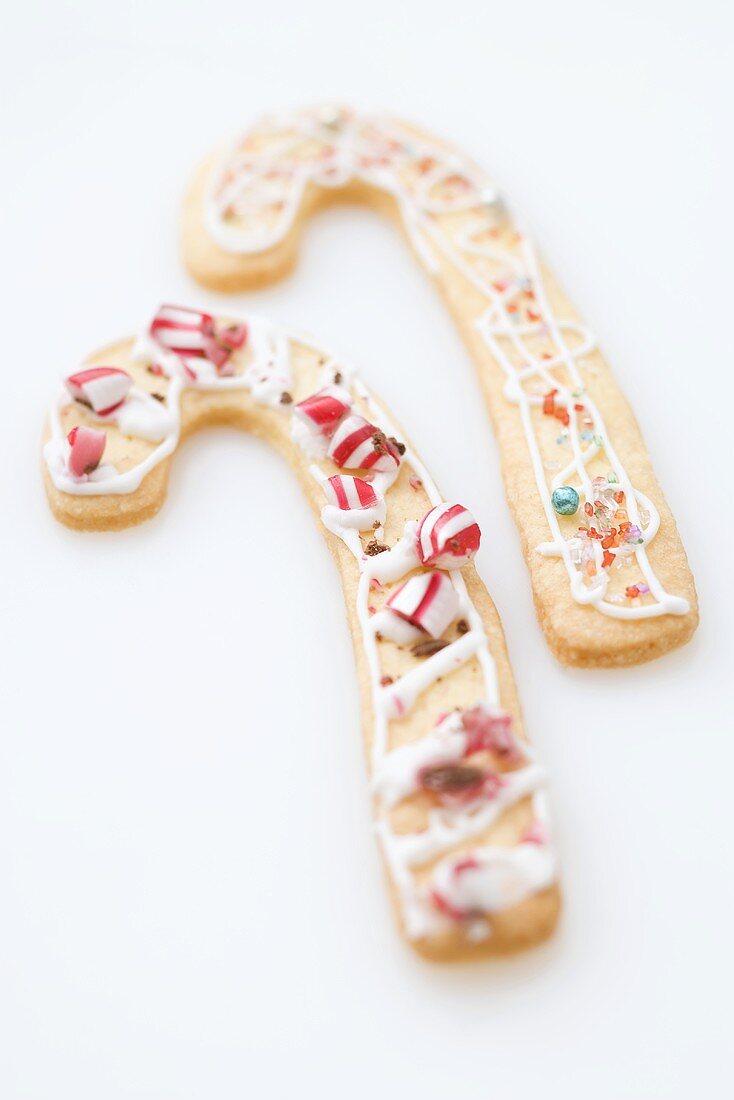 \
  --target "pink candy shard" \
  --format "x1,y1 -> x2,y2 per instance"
203,321 -> 248,376
67,425 -> 106,477
417,503 -> 481,570
387,571 -> 459,638
294,385 -> 352,435
430,855 -> 481,921
323,474 -> 378,510
328,414 -> 402,472
65,367 -> 132,416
